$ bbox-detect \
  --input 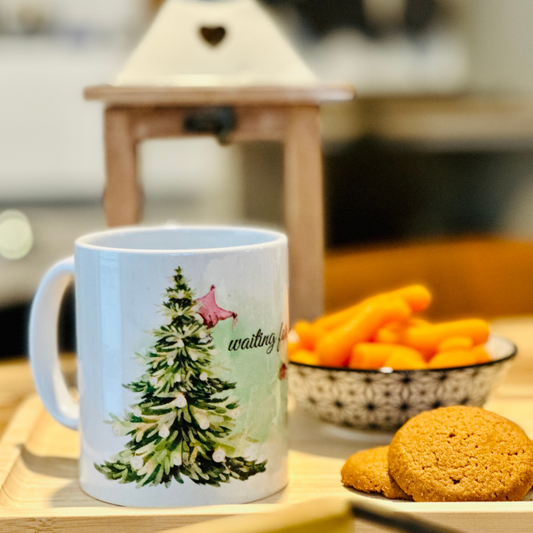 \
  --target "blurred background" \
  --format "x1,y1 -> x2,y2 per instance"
2,0 -> 533,357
